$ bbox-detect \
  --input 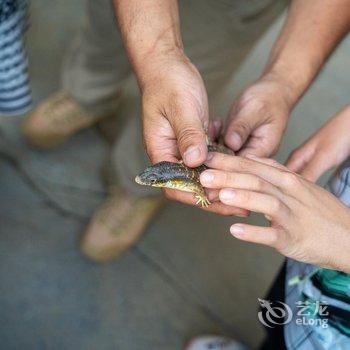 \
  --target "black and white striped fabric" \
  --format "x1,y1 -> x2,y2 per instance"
0,0 -> 31,116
